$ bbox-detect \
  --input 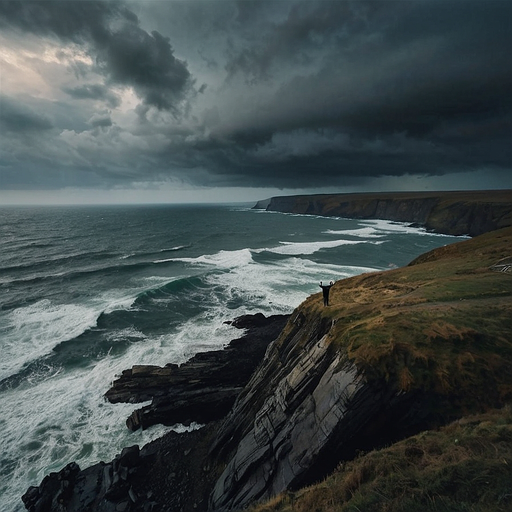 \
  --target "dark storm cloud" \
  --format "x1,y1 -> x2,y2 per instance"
62,84 -> 121,108
95,24 -> 191,112
89,112 -> 112,128
0,0 -> 510,192
226,0 -> 375,82
0,0 -> 193,112
0,95 -> 53,132
201,0 -> 512,187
